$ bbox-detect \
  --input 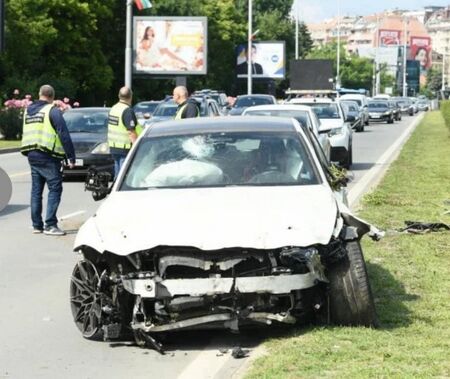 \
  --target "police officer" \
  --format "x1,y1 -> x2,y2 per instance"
173,86 -> 200,119
107,86 -> 142,178
21,84 -> 75,236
